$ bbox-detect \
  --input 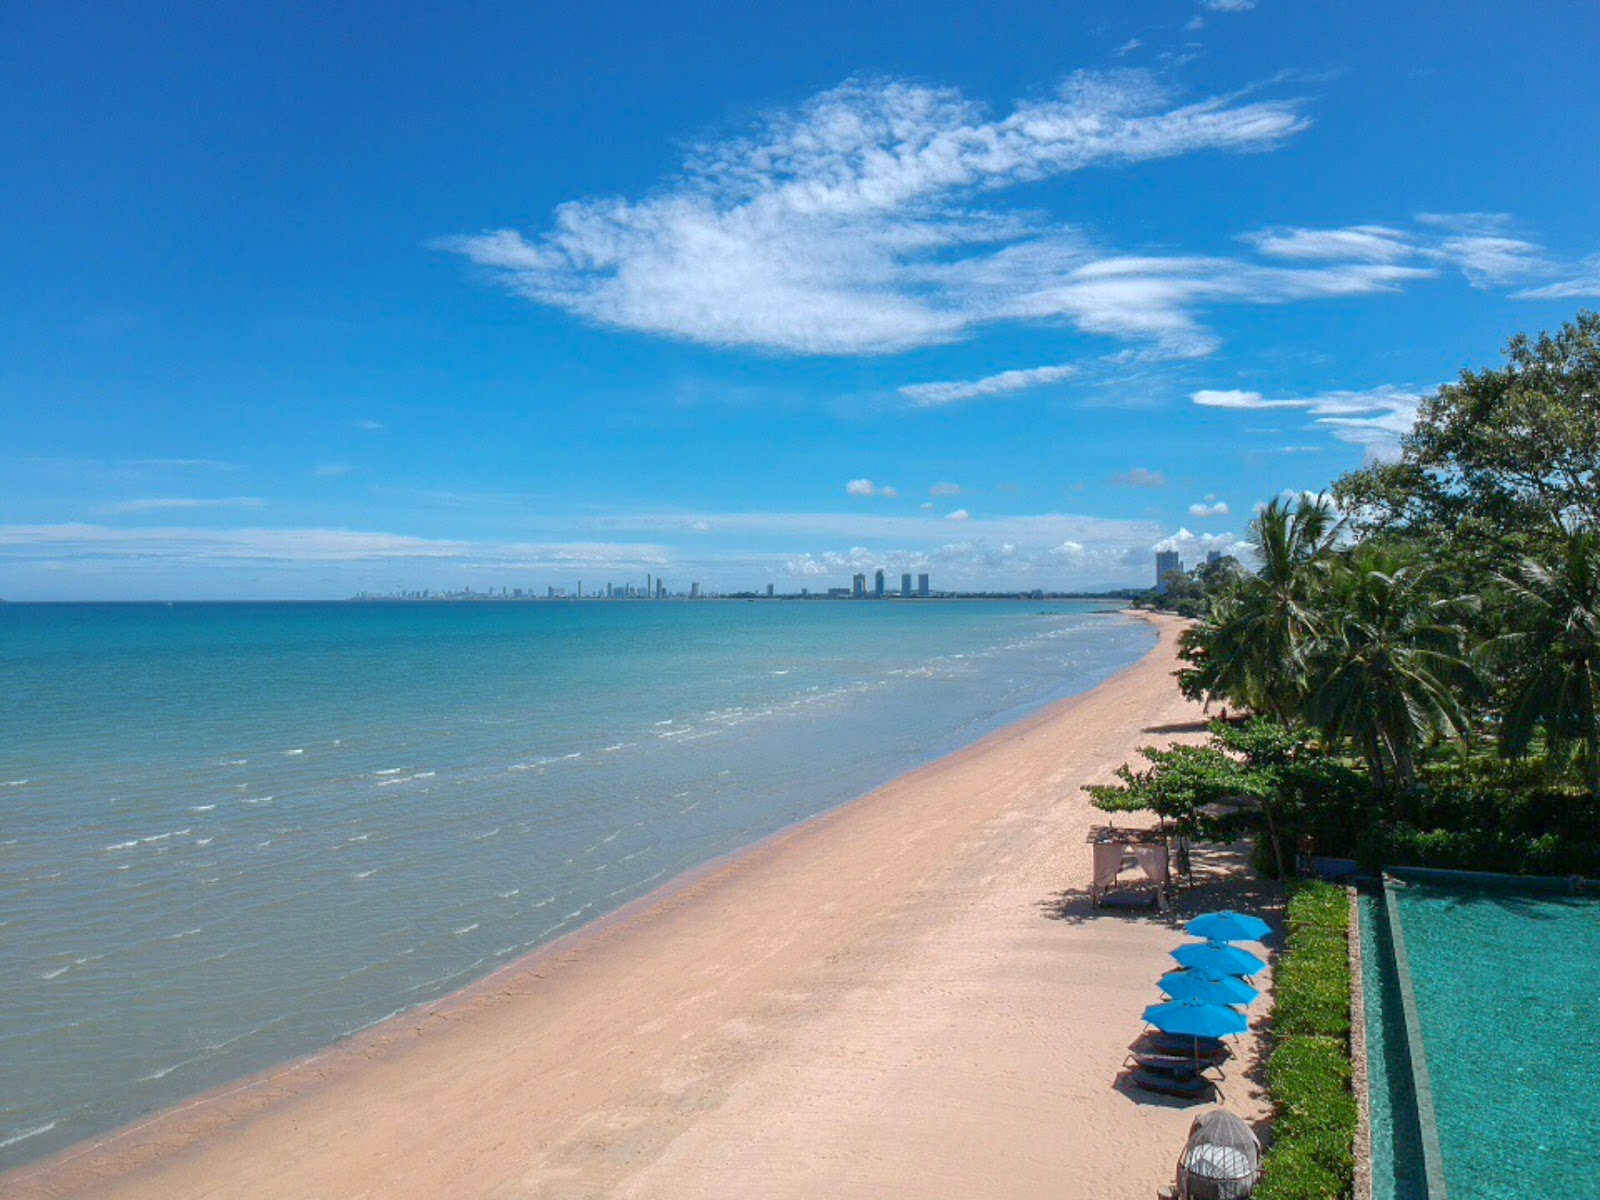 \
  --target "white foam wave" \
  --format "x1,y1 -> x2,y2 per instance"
189,804 -> 216,812
470,828 -> 500,841
508,752 -> 581,771
453,923 -> 479,935
496,888 -> 520,898
218,759 -> 247,766
2,778 -> 29,787
105,840 -> 139,851
242,795 -> 273,804
373,767 -> 406,776
284,748 -> 304,756
354,869 -> 377,879
166,927 -> 203,940
39,964 -> 71,980
0,1121 -> 56,1150
195,837 -> 214,846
